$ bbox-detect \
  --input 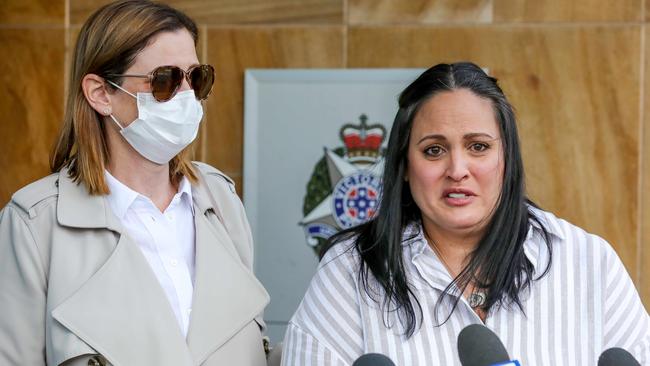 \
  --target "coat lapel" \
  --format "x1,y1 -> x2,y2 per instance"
52,168 -> 268,365
52,169 -> 194,366
186,186 -> 269,365
51,232 -> 194,366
